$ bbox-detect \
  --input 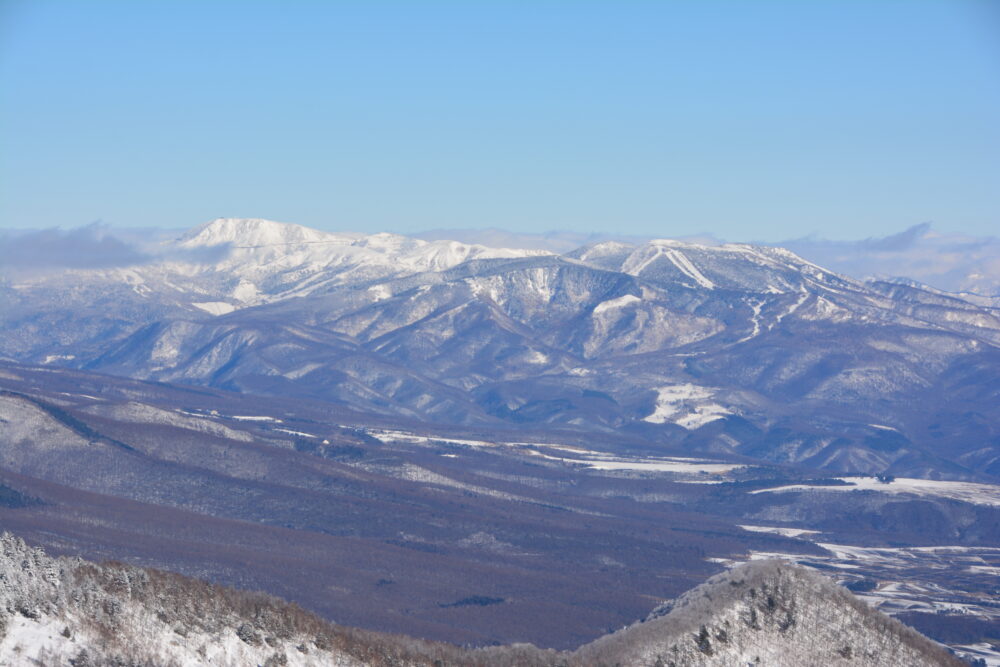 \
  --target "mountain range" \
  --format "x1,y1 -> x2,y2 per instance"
4,217 -> 999,480
1,217 -> 999,662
